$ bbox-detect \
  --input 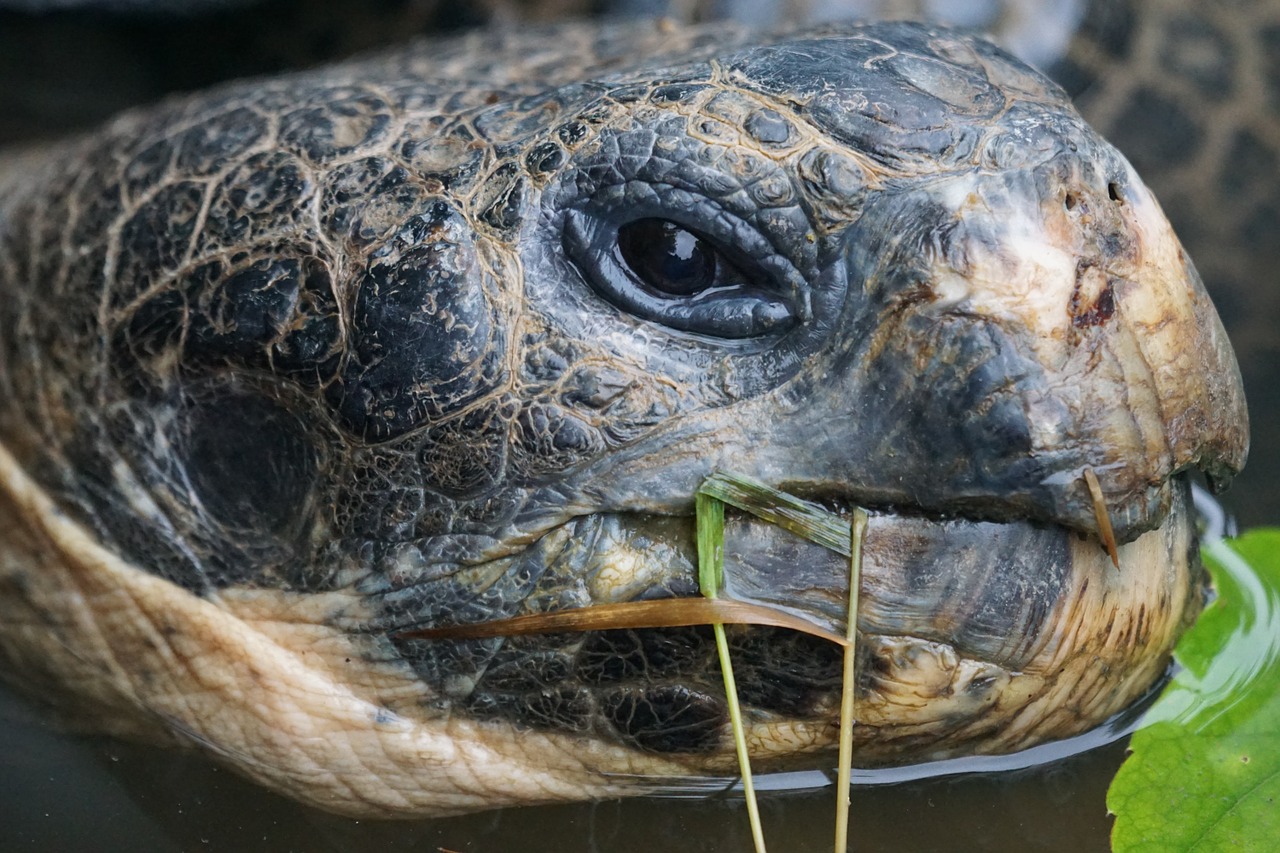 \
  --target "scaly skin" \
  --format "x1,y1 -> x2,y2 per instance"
0,20 -> 1247,816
